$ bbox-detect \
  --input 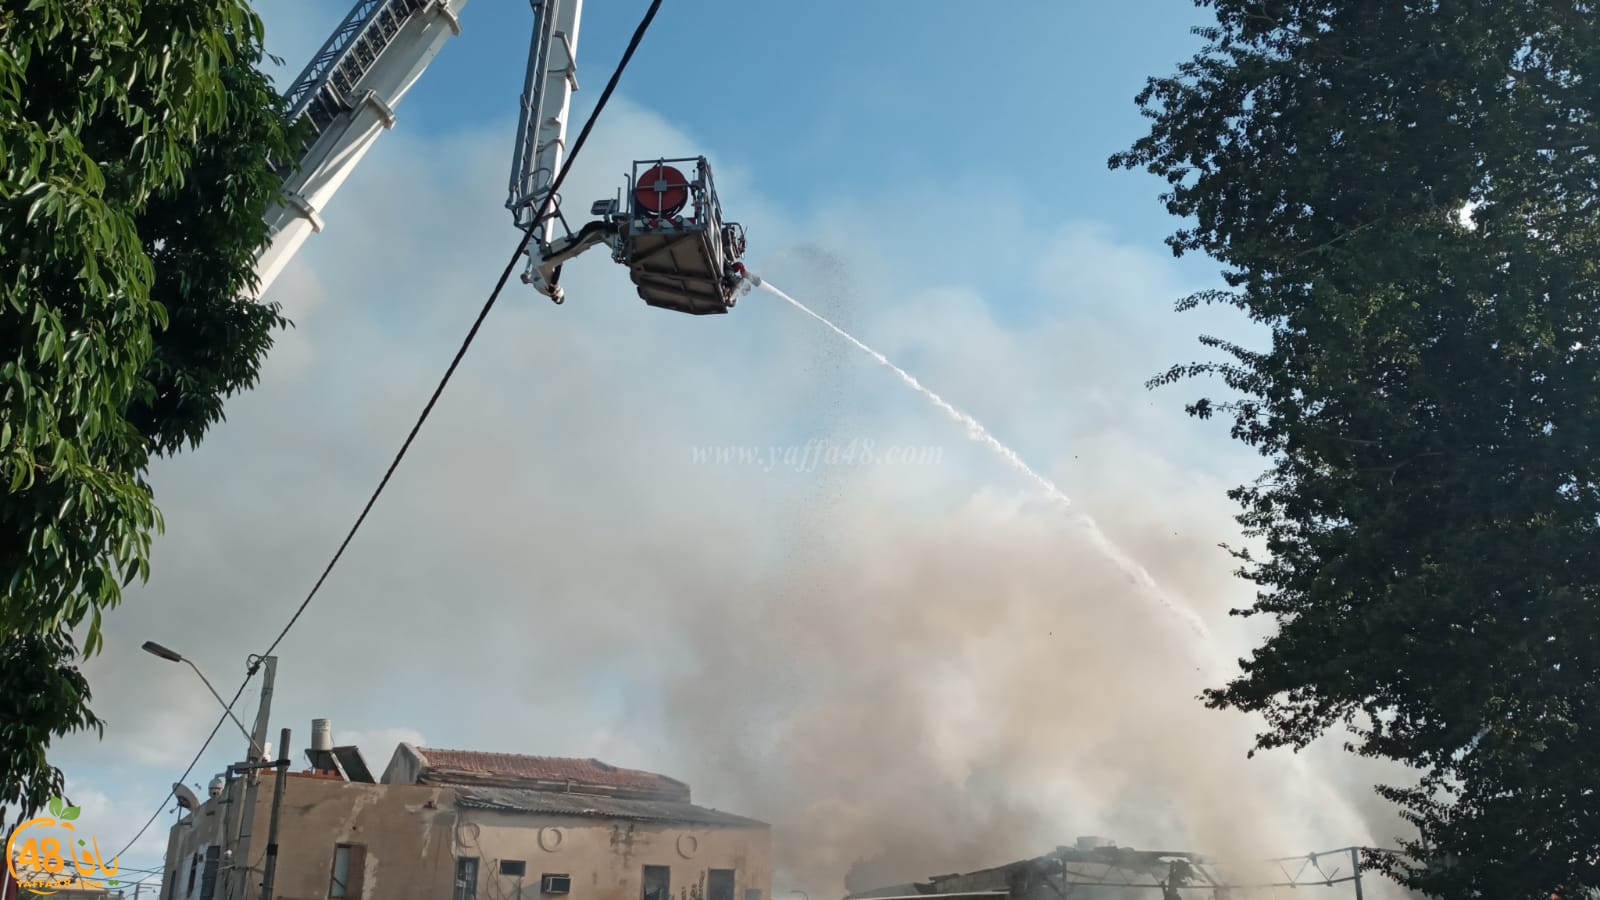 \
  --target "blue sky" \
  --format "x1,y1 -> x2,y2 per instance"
292,0 -> 1210,201
50,3 -> 1417,898
255,0 -> 1219,324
